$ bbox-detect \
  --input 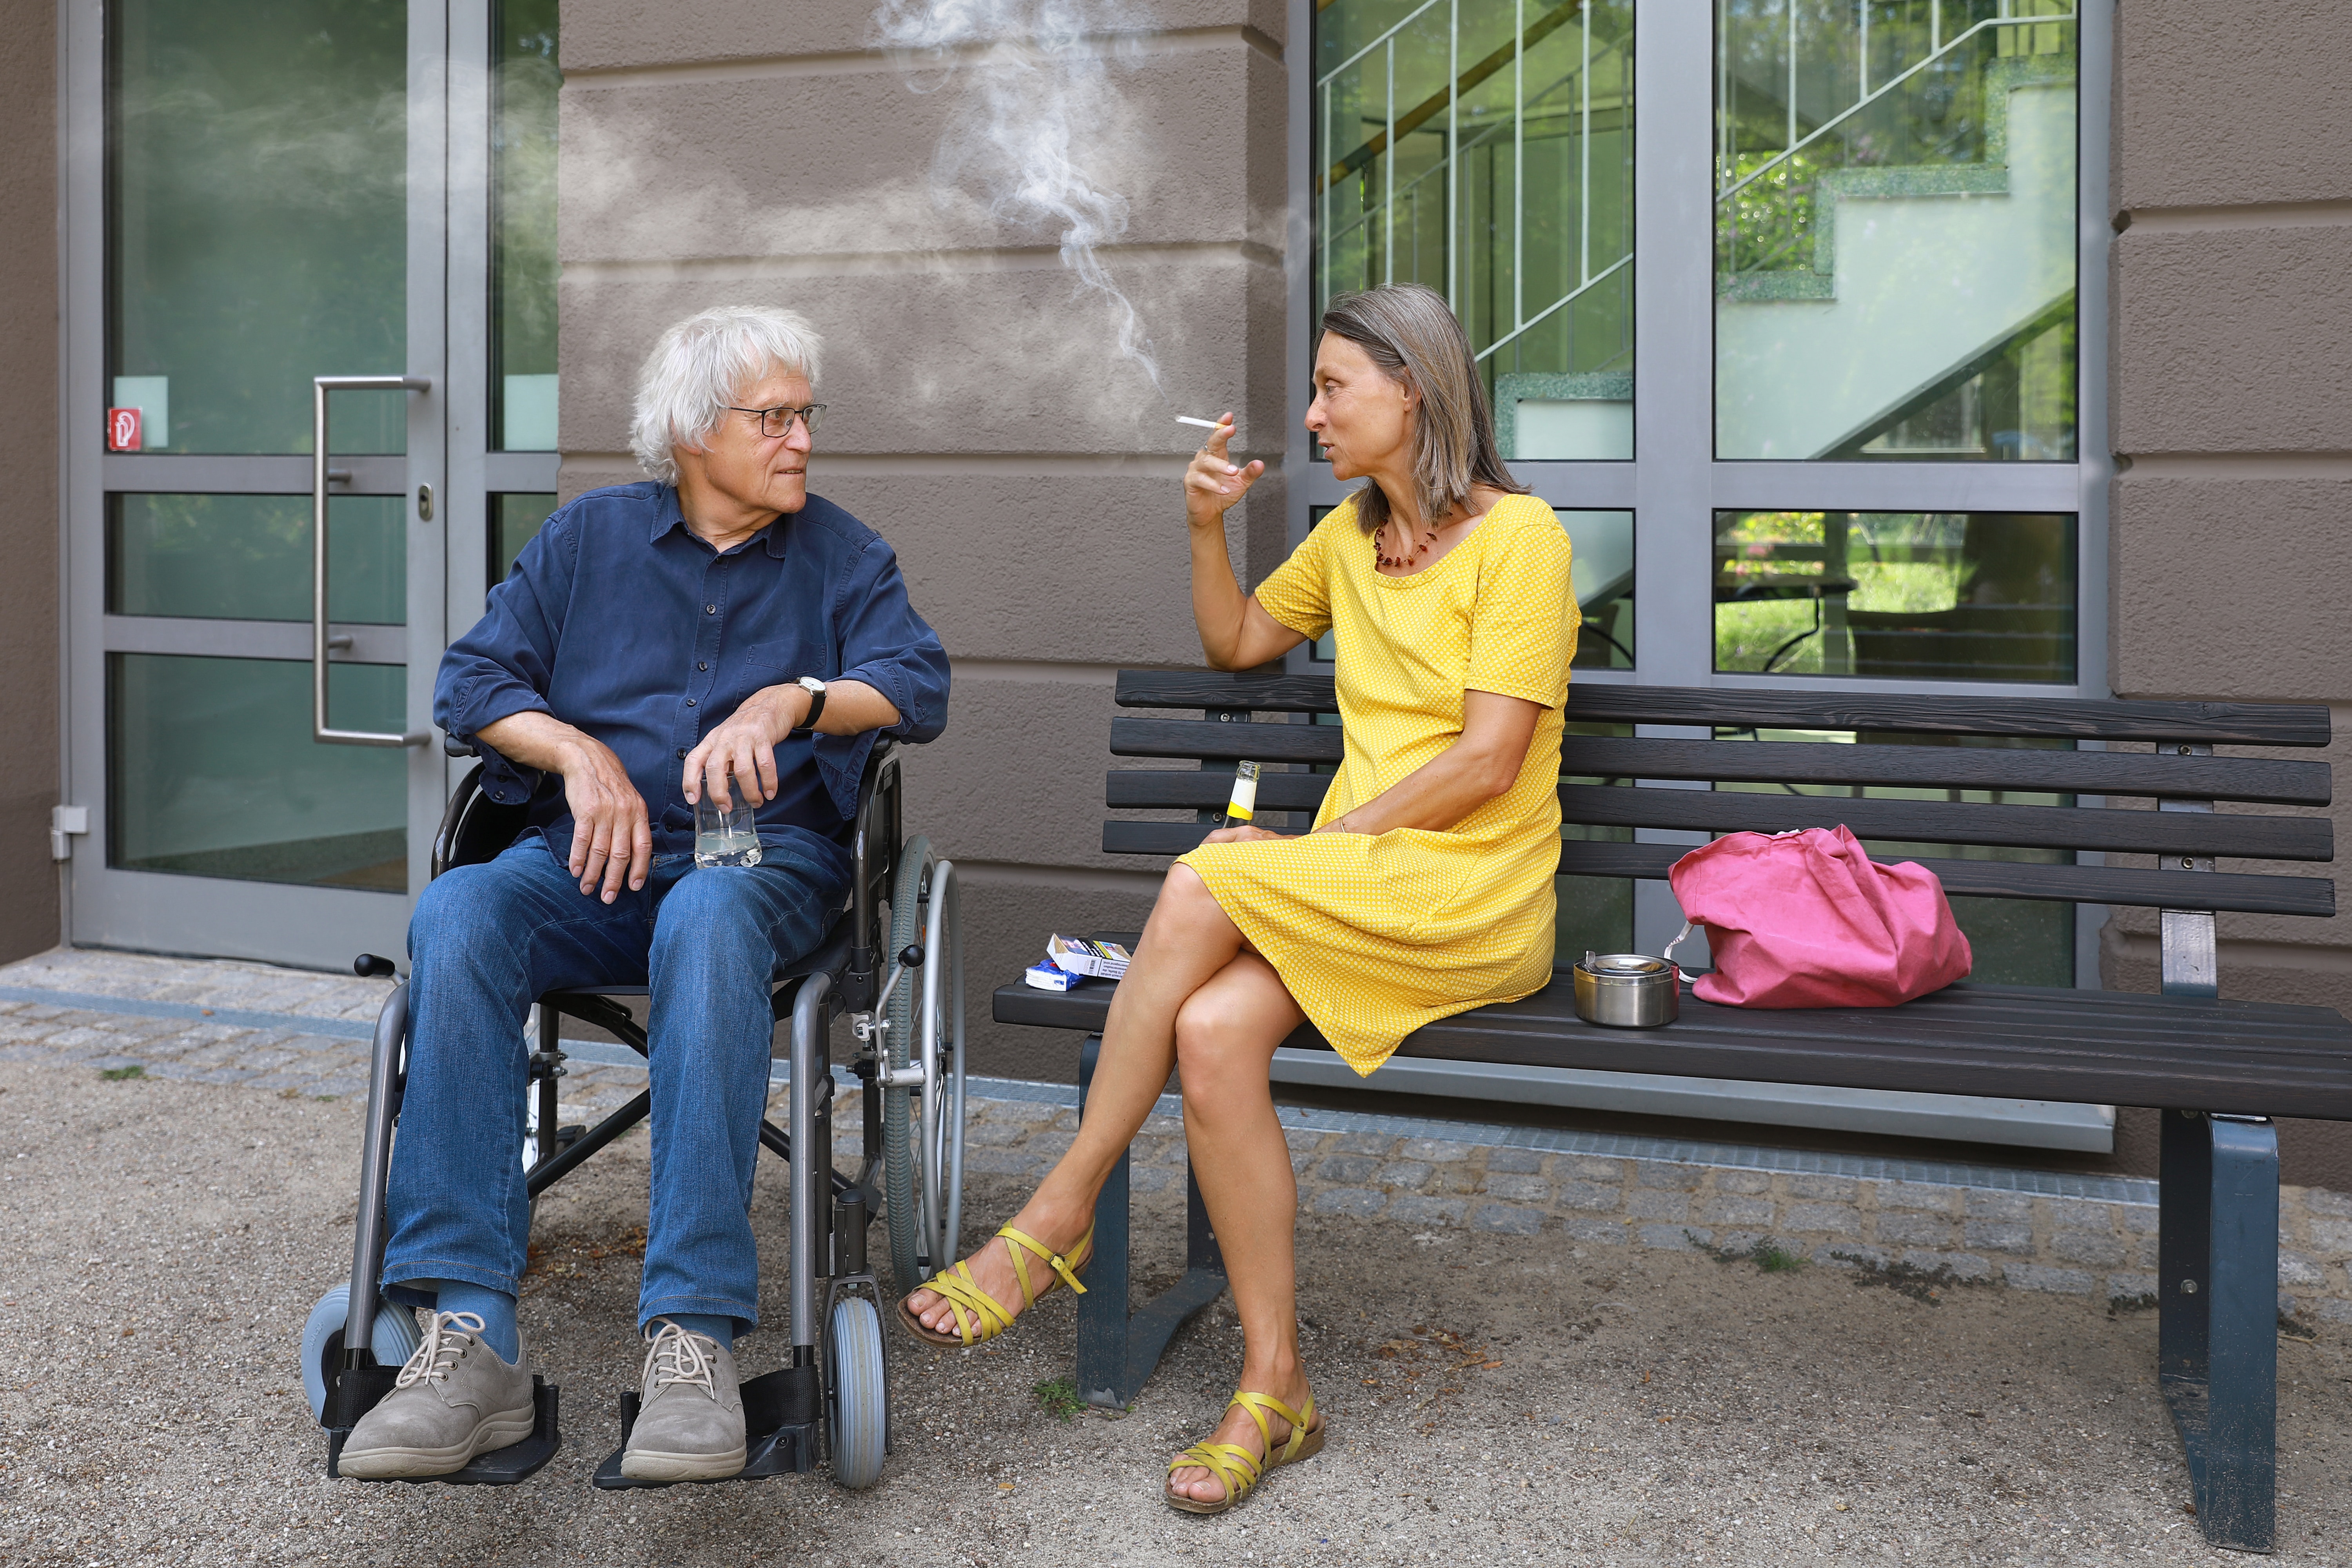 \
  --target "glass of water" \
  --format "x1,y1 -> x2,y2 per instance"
693,792 -> 763,868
